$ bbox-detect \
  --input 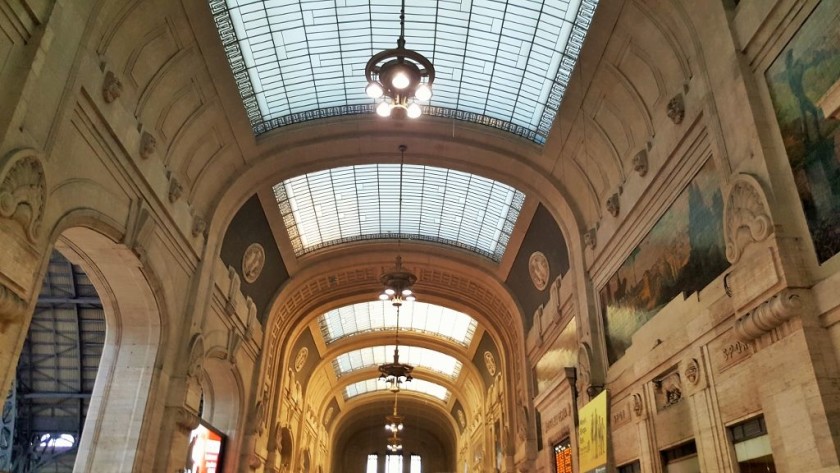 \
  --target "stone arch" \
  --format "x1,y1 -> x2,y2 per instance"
200,353 -> 245,472
51,226 -> 163,472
